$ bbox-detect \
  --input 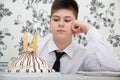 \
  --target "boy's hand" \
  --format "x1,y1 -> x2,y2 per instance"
72,21 -> 92,36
